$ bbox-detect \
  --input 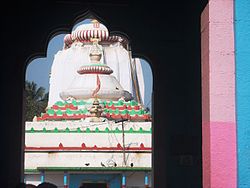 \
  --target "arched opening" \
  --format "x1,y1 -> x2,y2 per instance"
1,1 -> 209,187
24,17 -> 153,187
